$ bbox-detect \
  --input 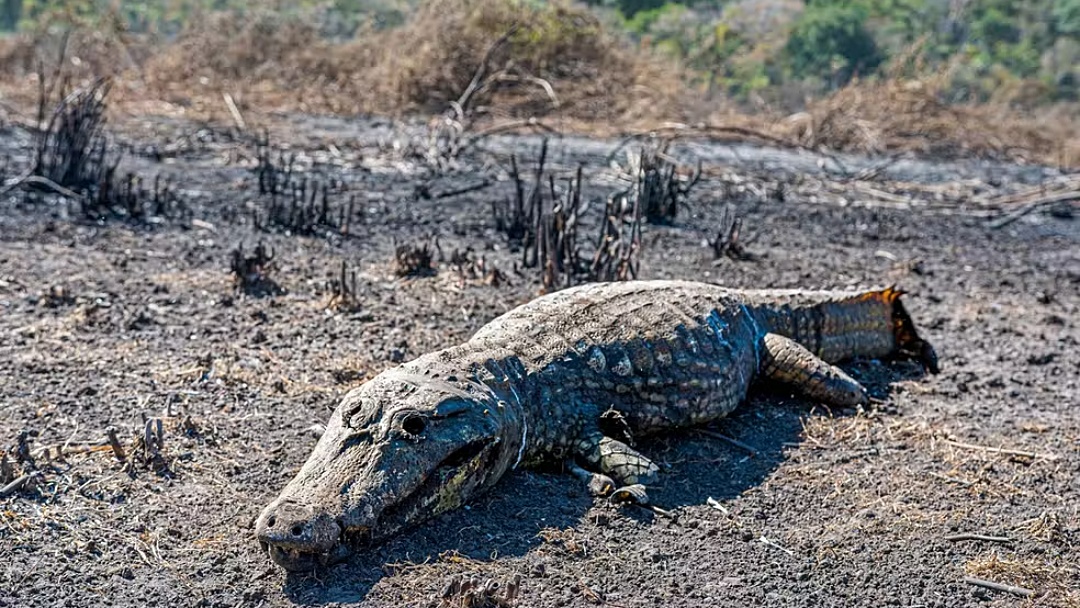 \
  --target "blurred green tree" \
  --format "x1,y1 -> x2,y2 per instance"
1053,0 -> 1080,36
1,0 -> 22,31
784,1 -> 883,87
